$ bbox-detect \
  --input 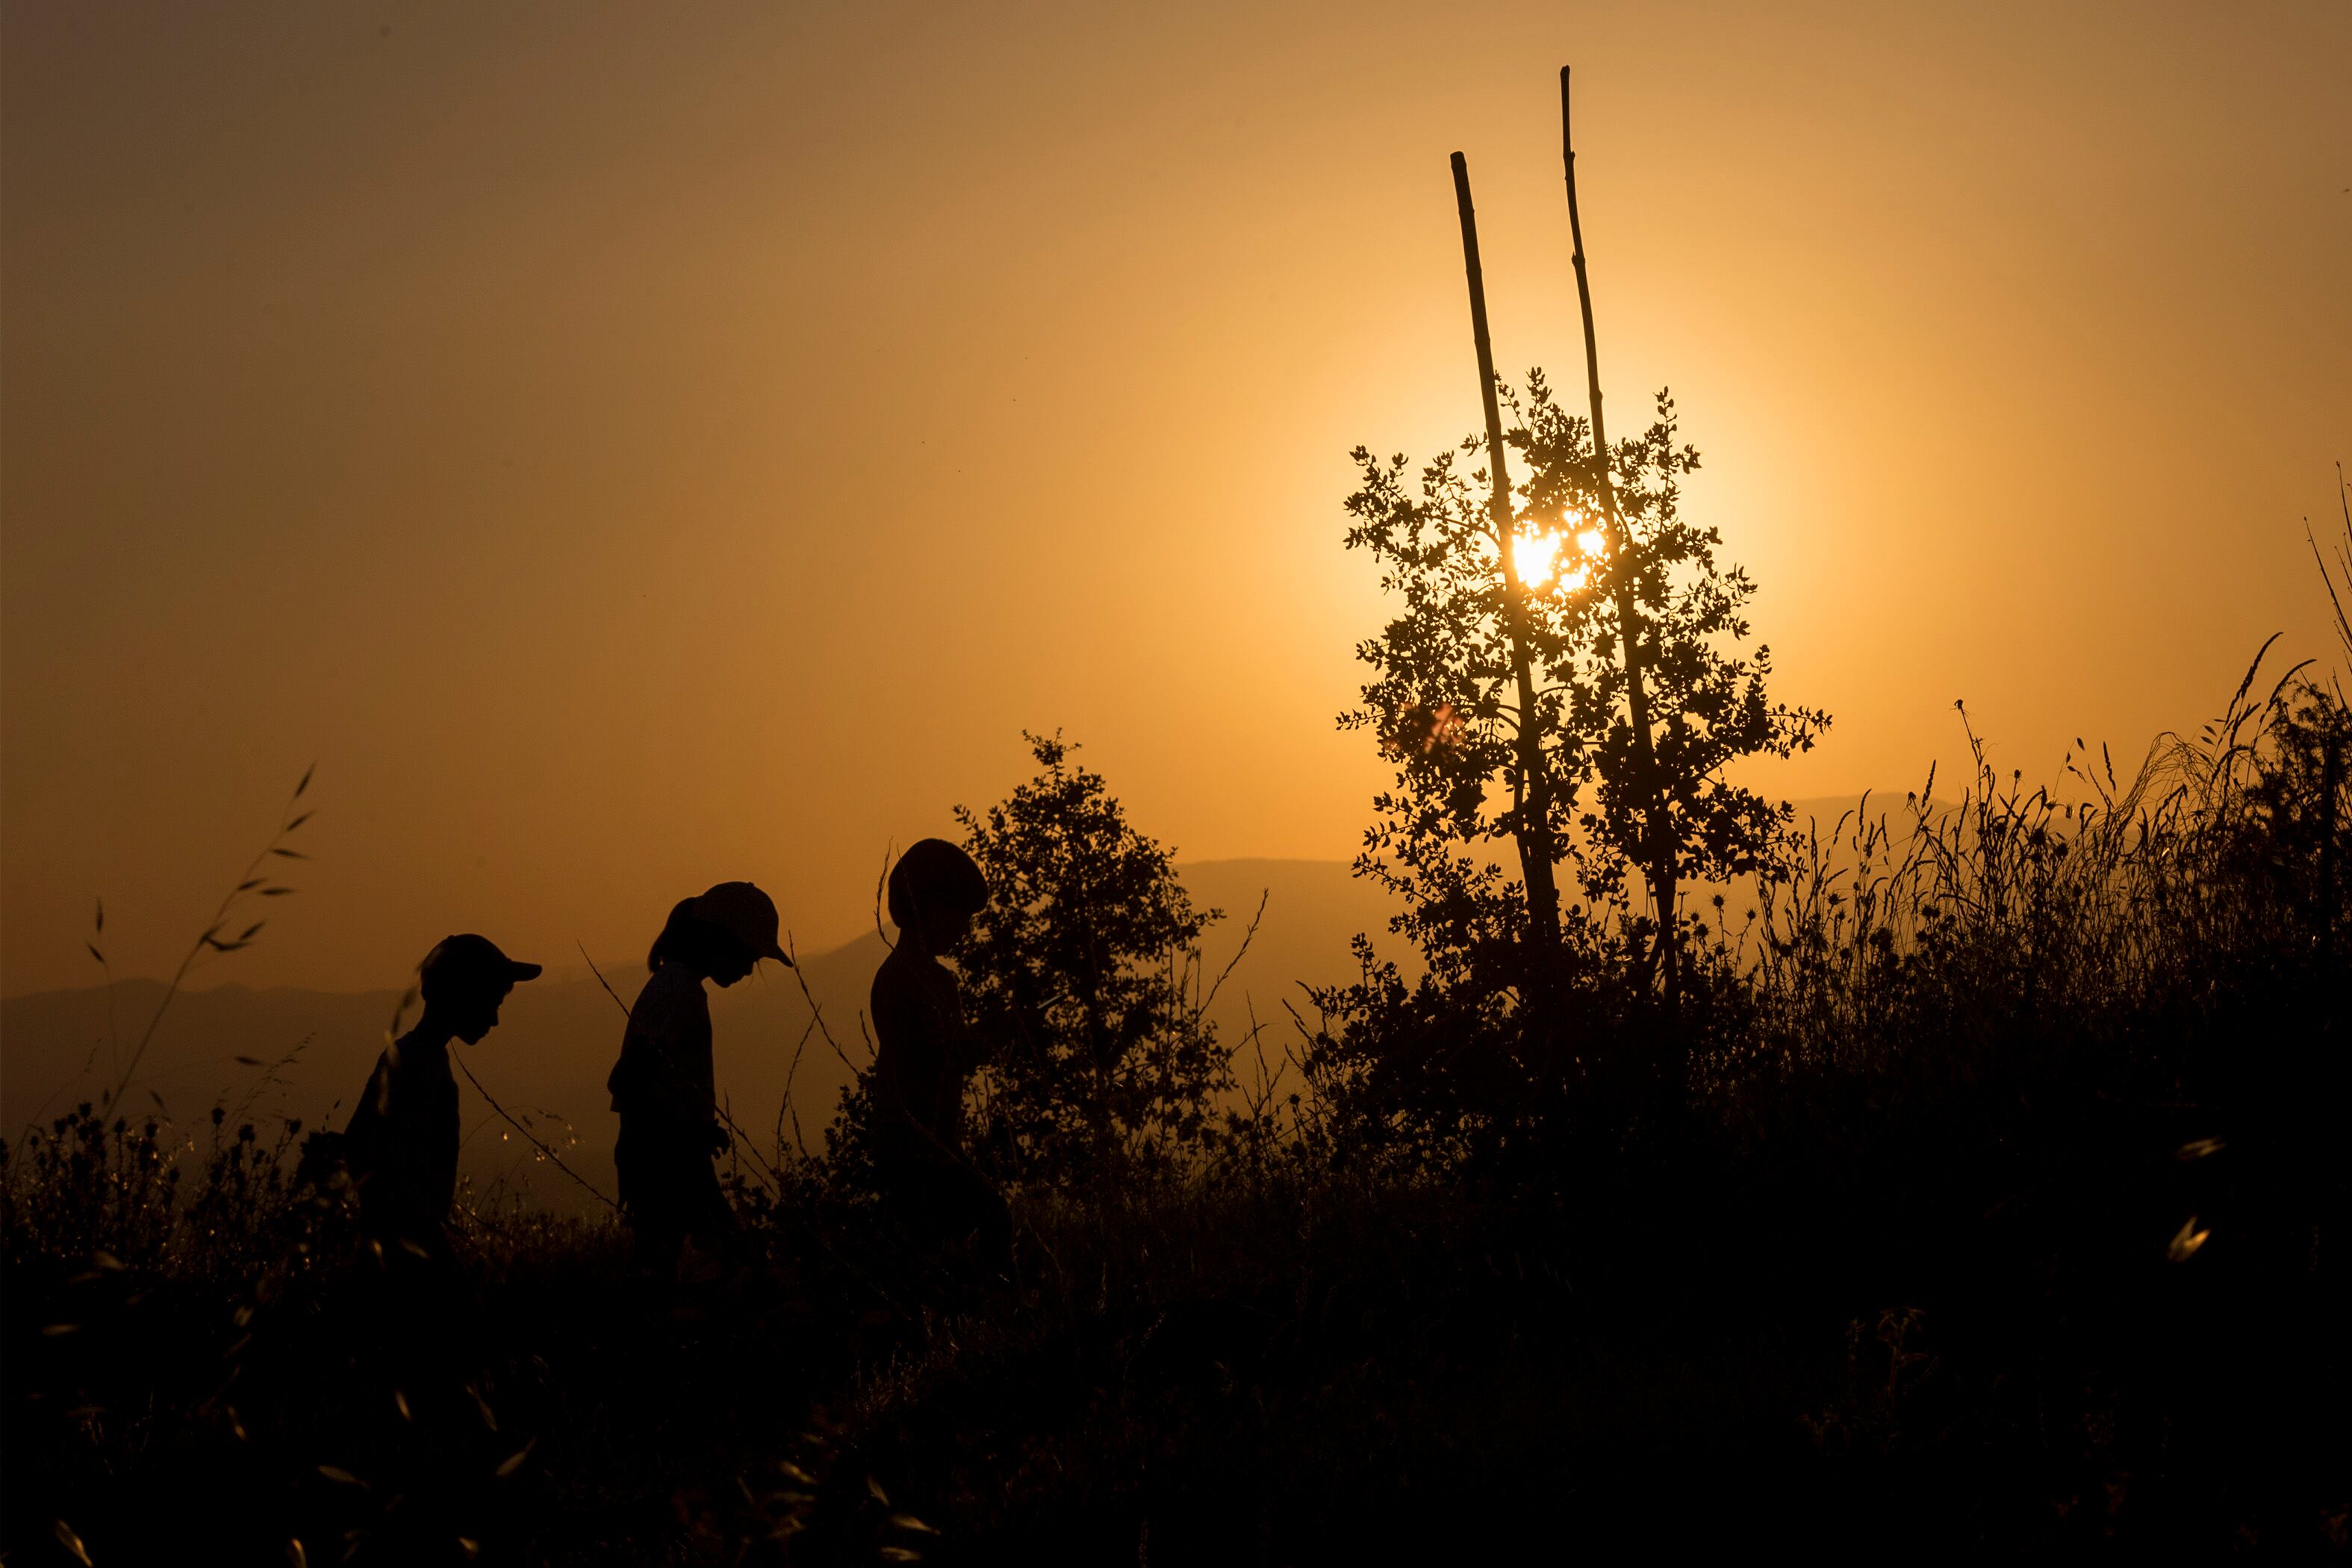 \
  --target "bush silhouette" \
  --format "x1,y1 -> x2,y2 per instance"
955,732 -> 1232,1188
